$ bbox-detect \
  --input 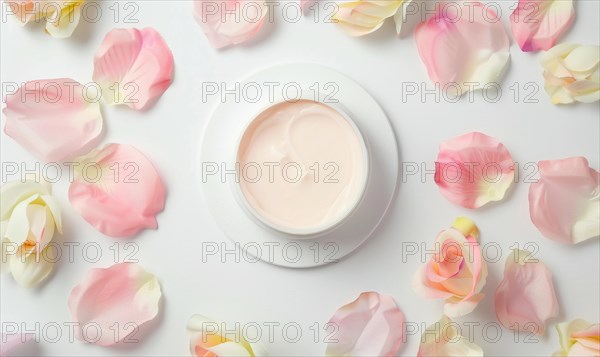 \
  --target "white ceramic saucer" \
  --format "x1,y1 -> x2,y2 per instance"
199,63 -> 398,268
